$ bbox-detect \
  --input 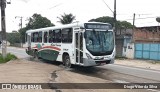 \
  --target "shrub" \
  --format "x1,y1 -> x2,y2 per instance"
0,53 -> 17,63
115,56 -> 127,60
